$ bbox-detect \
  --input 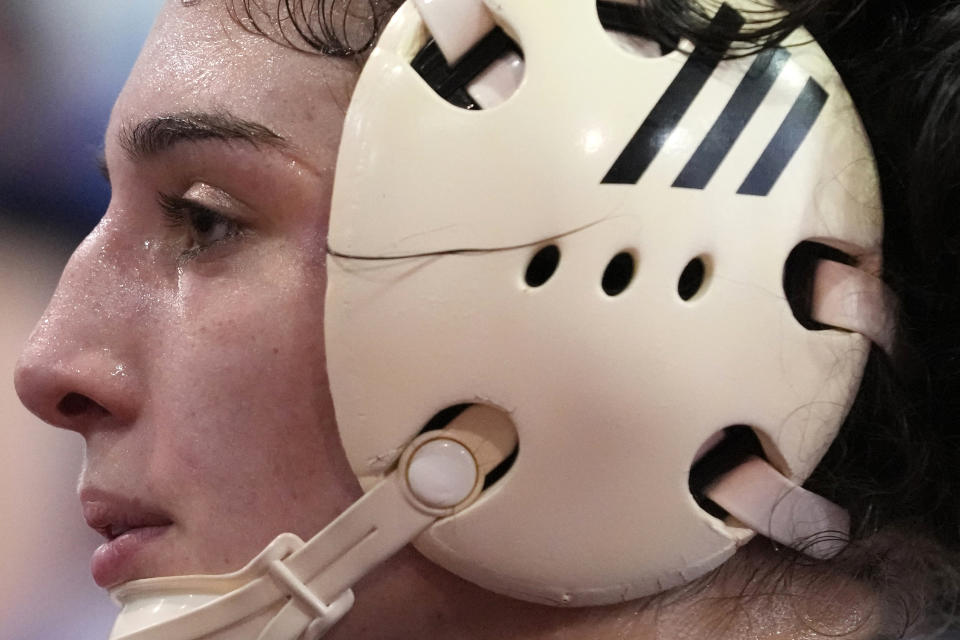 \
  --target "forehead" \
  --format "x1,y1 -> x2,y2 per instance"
110,0 -> 357,165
